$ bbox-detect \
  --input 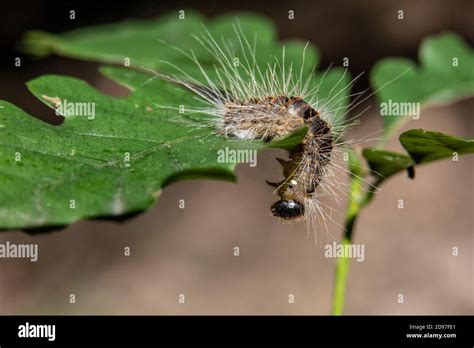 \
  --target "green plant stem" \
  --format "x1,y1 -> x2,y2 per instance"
331,236 -> 352,315
331,174 -> 378,315
331,204 -> 360,315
